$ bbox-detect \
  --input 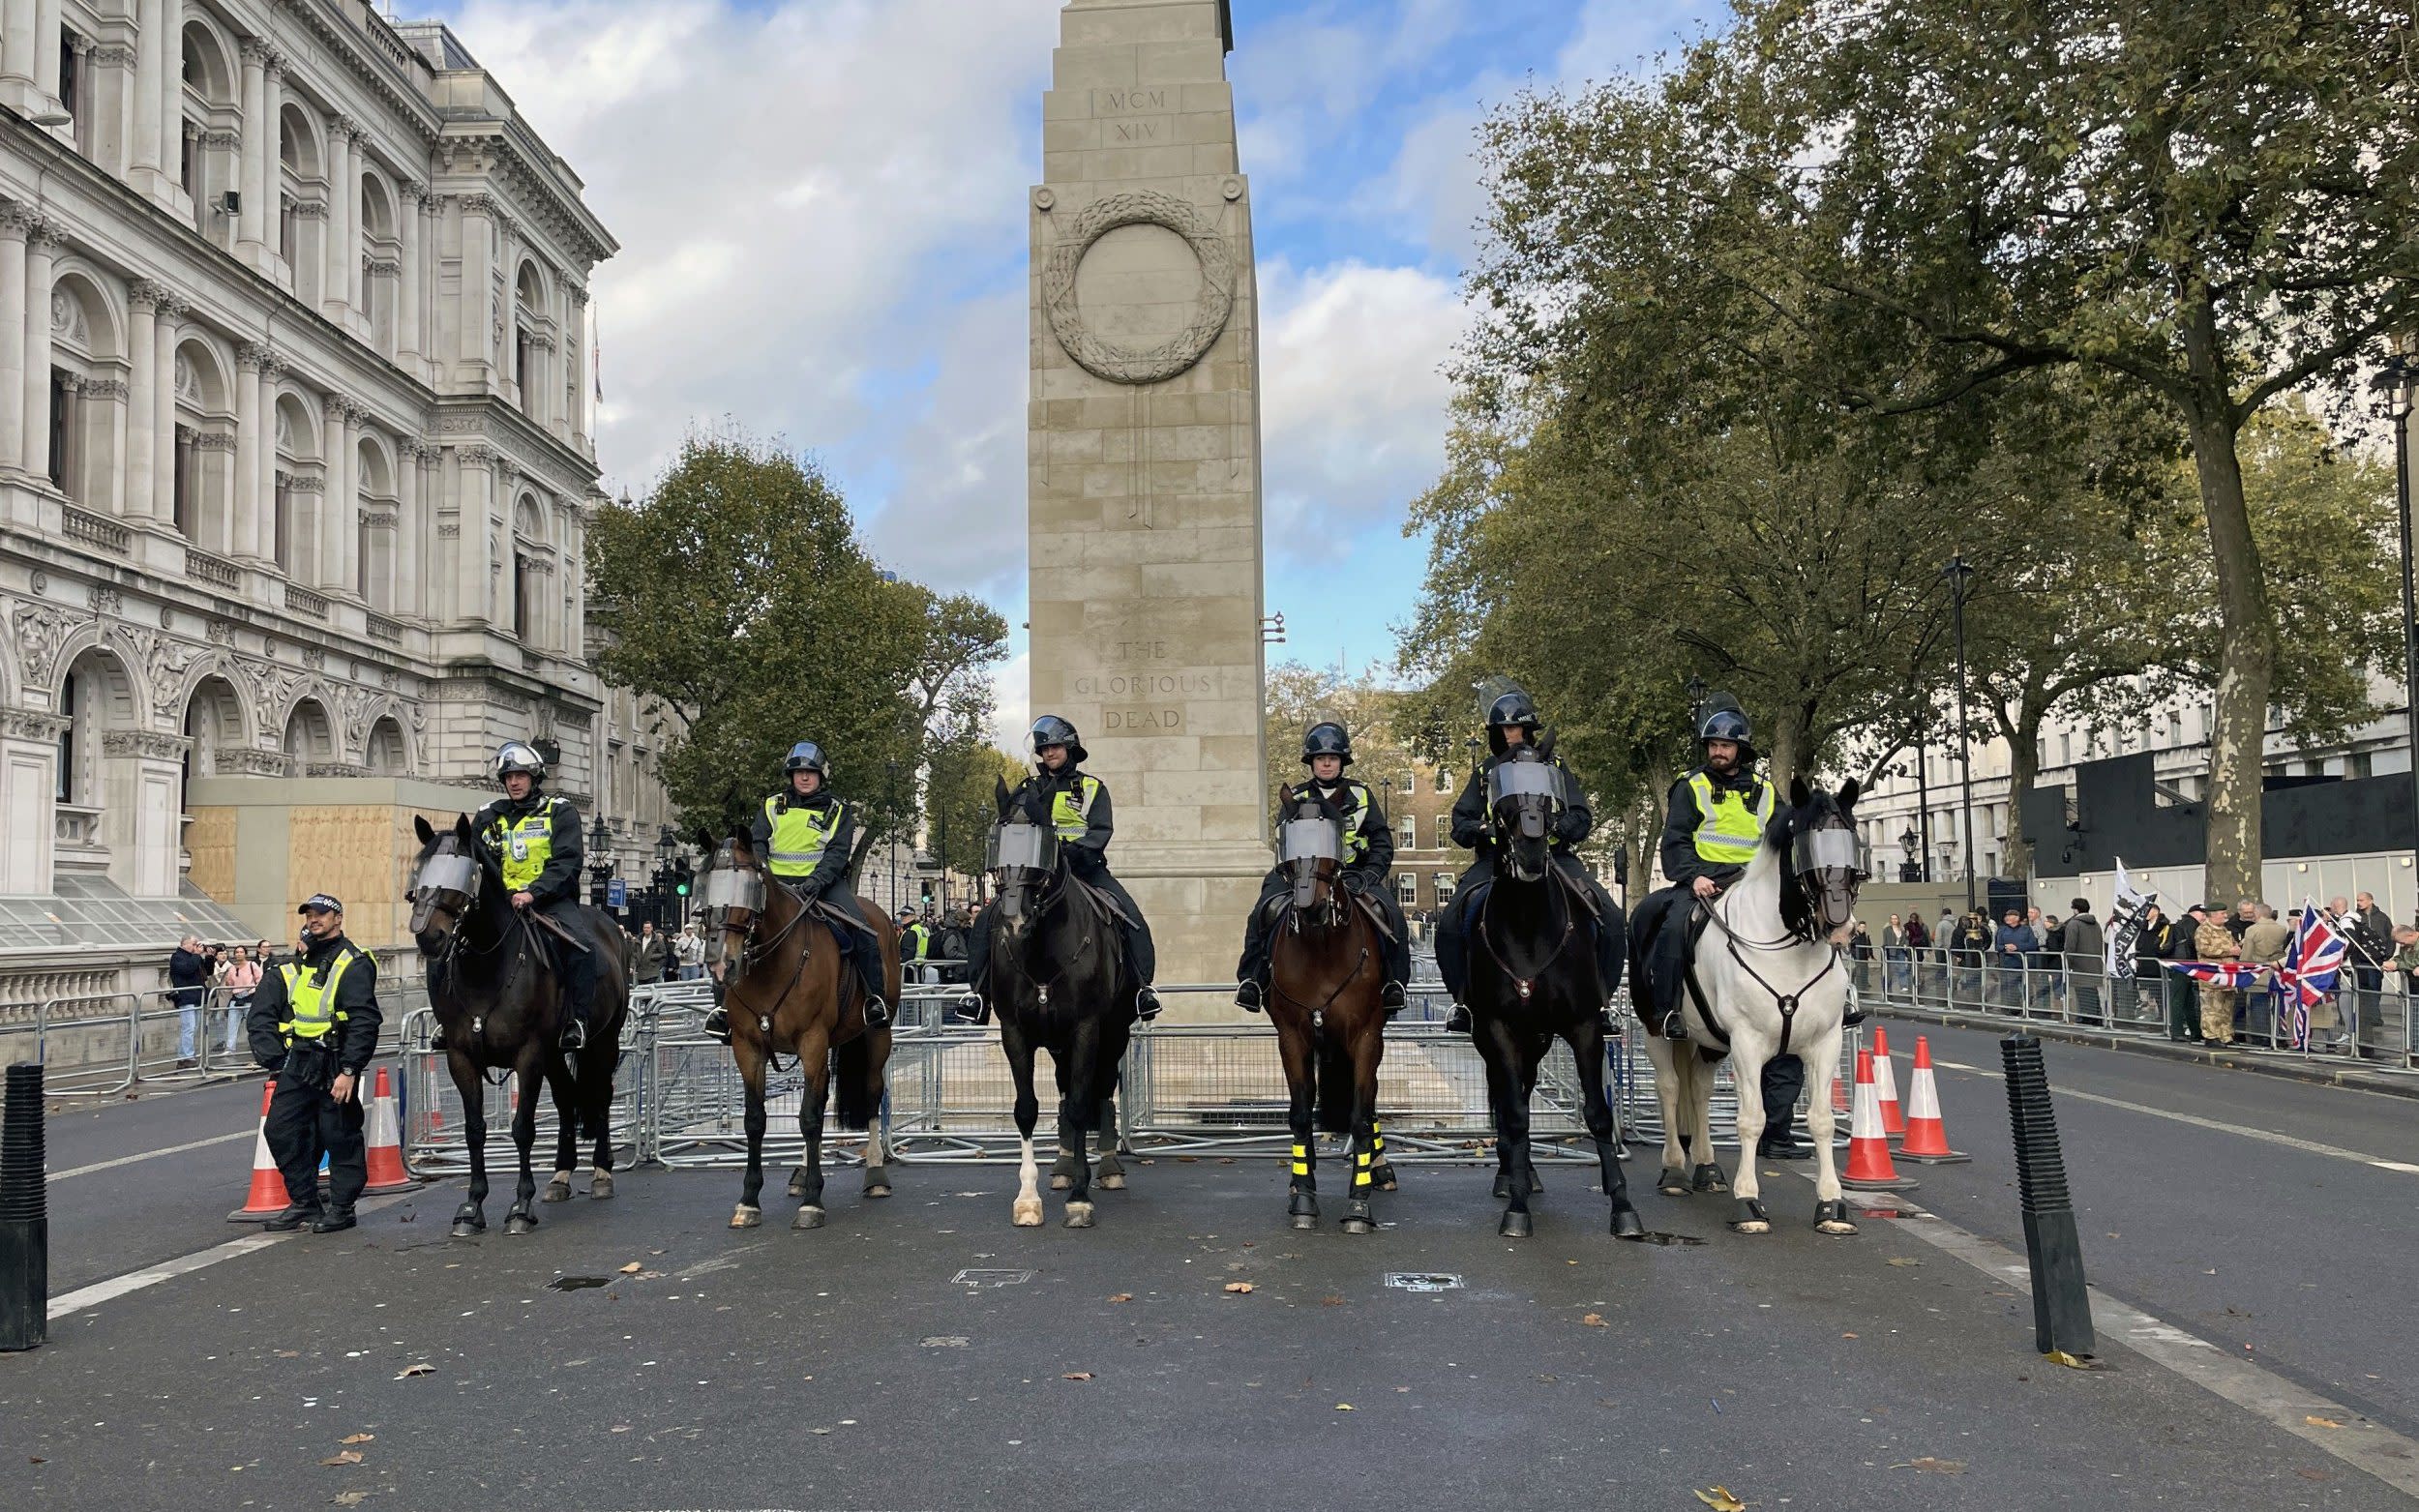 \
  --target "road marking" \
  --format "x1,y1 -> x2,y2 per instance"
1932,1059 -> 2419,1172
1792,1172 -> 2419,1497
49,1129 -> 251,1180
46,1189 -> 419,1323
